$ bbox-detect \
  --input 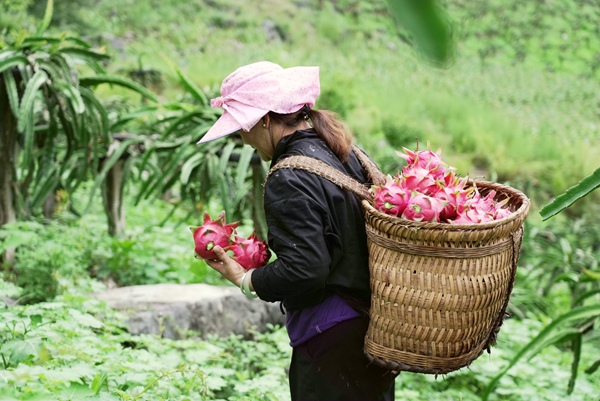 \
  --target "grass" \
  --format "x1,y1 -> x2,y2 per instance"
54,0 -> 600,215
